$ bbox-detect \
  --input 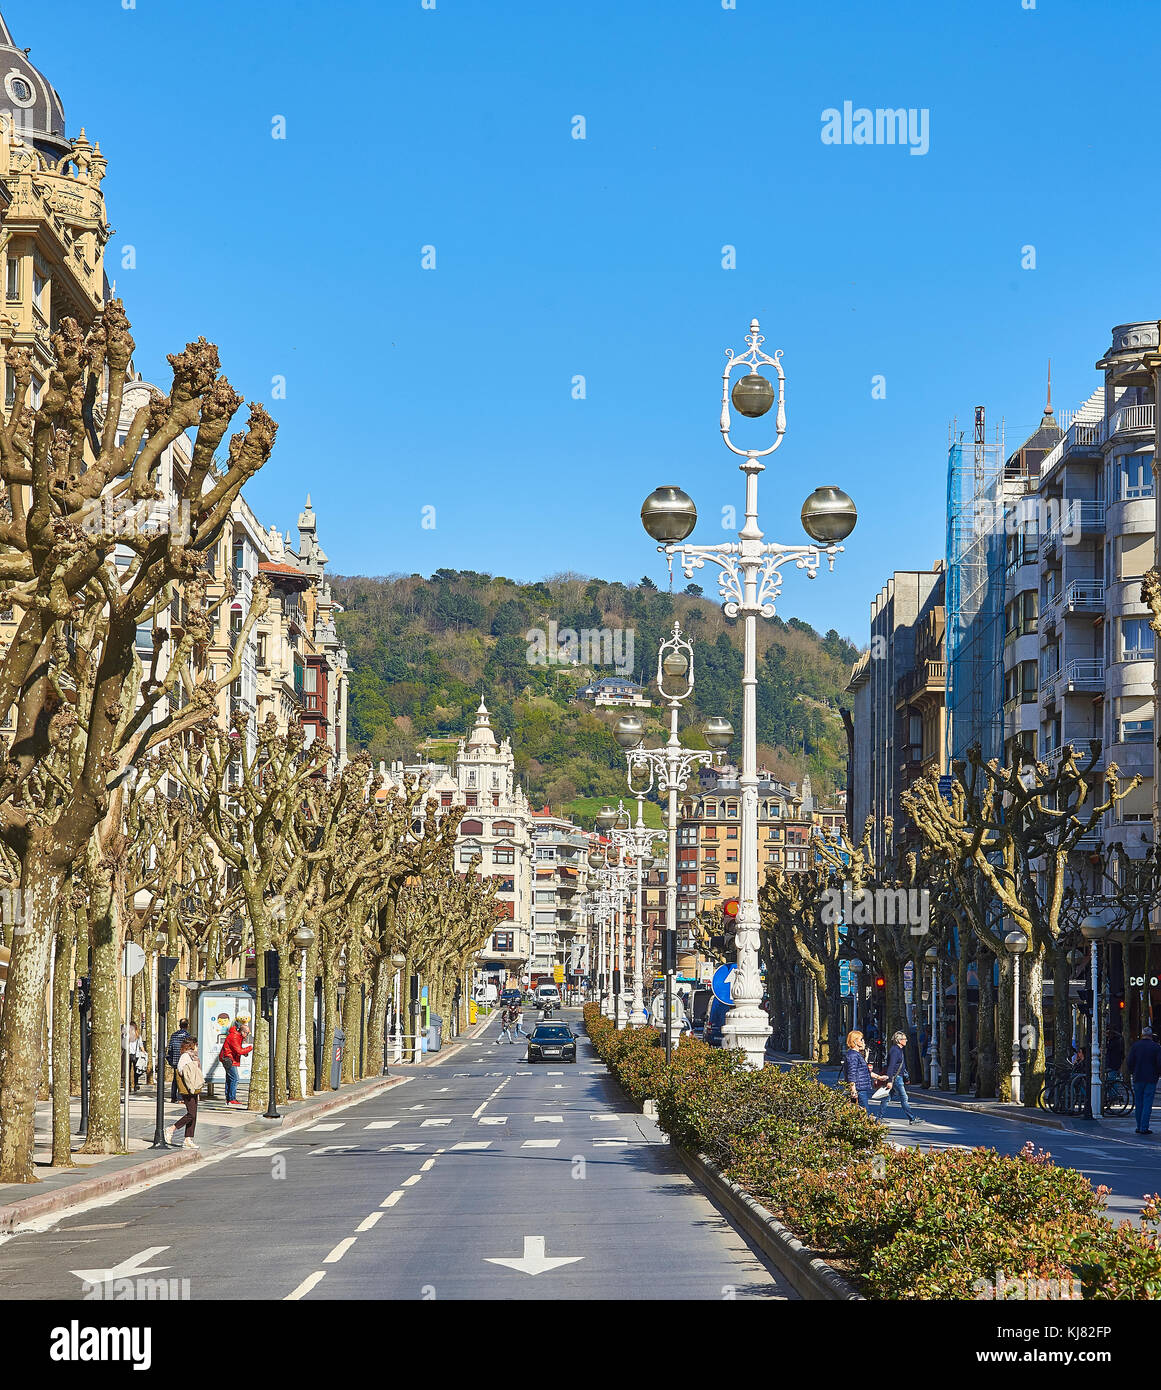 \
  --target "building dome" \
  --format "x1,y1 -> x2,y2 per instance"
466,697 -> 497,749
0,12 -> 69,159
